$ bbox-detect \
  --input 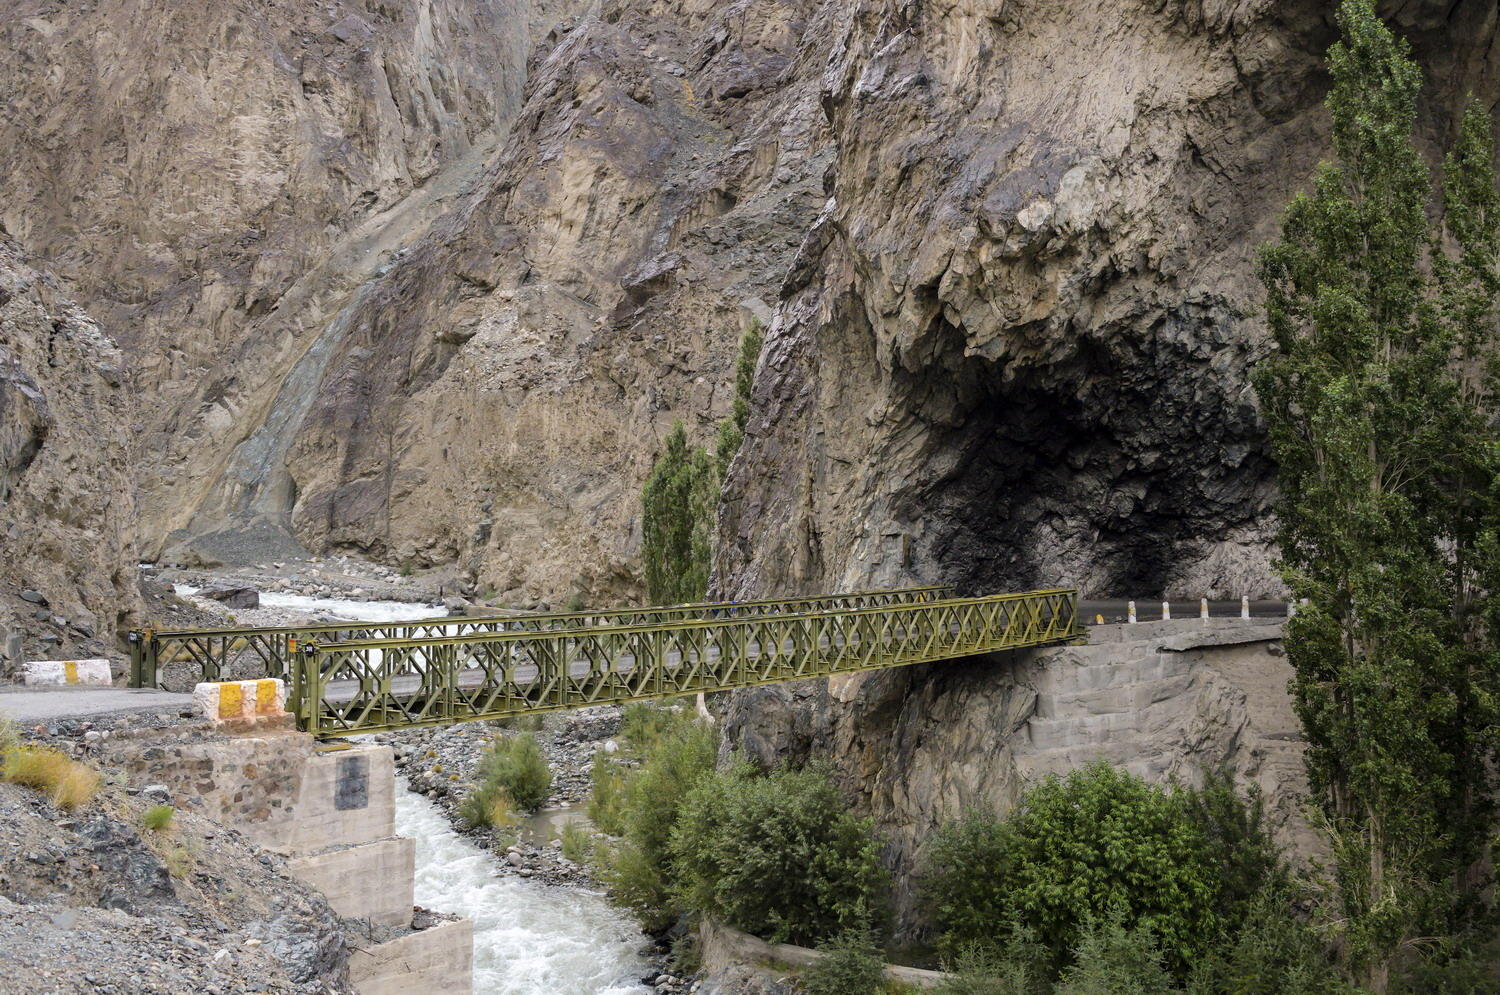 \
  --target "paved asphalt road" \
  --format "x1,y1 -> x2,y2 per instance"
0,686 -> 194,723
